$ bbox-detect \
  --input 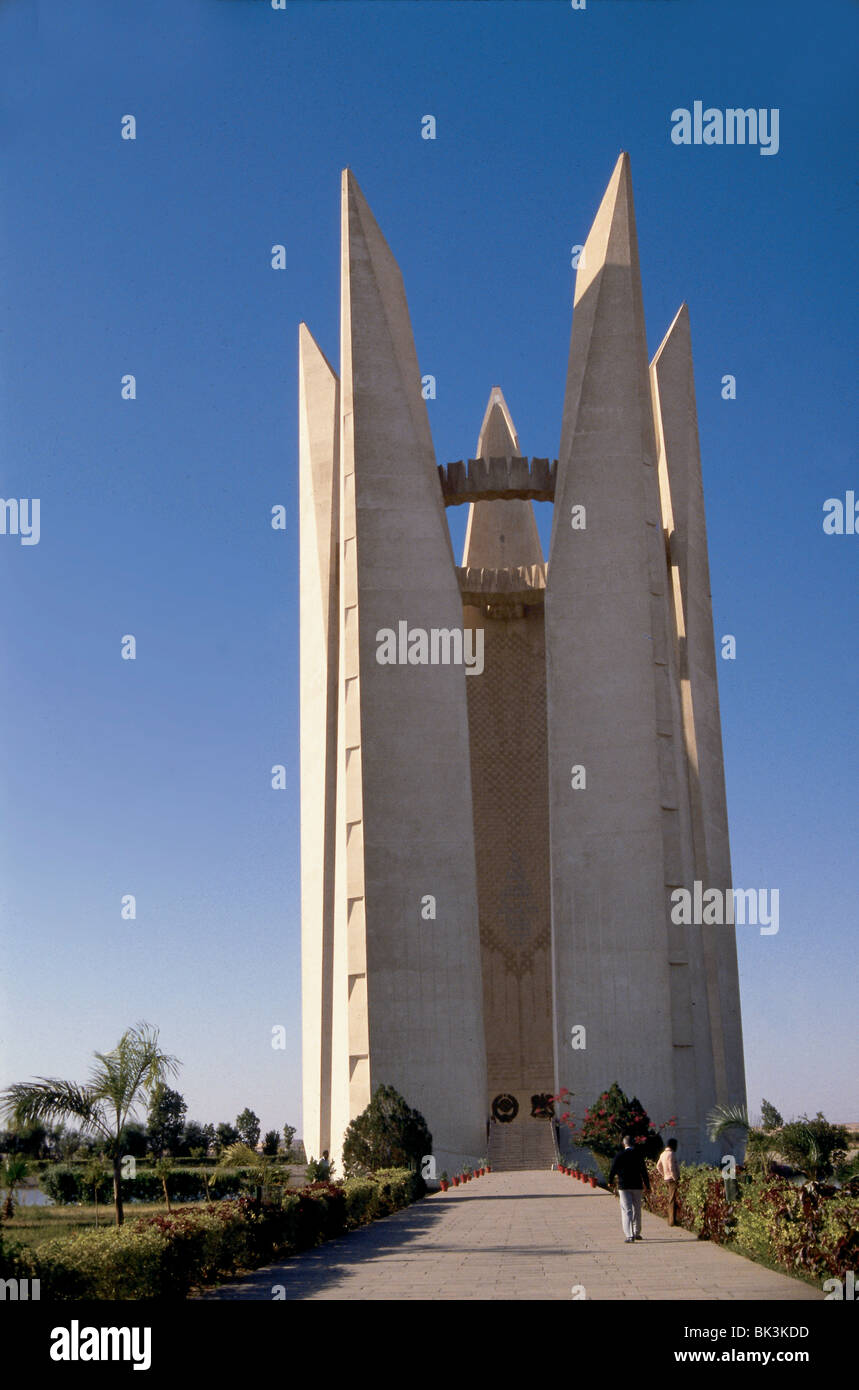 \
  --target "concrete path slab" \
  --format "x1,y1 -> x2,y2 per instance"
199,1171 -> 822,1301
